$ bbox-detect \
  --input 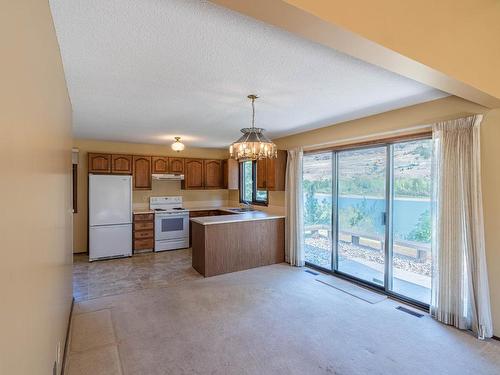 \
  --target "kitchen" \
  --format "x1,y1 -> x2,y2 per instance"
73,136 -> 287,298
